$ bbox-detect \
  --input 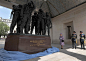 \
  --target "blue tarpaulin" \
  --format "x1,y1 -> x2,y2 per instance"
0,47 -> 59,61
